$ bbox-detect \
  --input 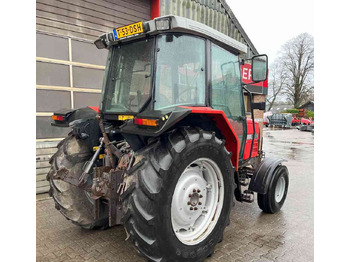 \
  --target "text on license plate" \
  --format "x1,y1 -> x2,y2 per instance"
113,22 -> 143,40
